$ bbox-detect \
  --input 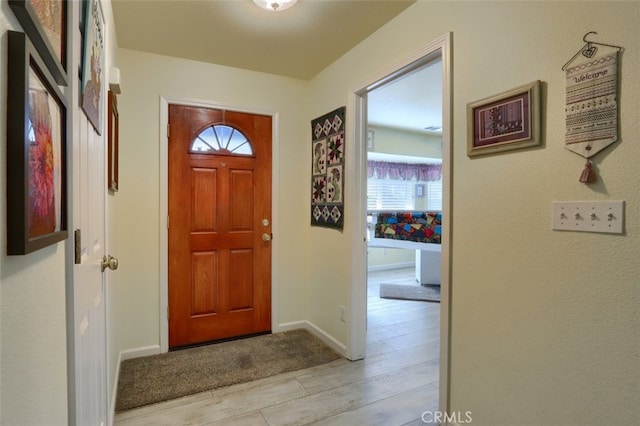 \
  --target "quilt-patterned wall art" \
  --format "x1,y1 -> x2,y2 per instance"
311,106 -> 345,230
